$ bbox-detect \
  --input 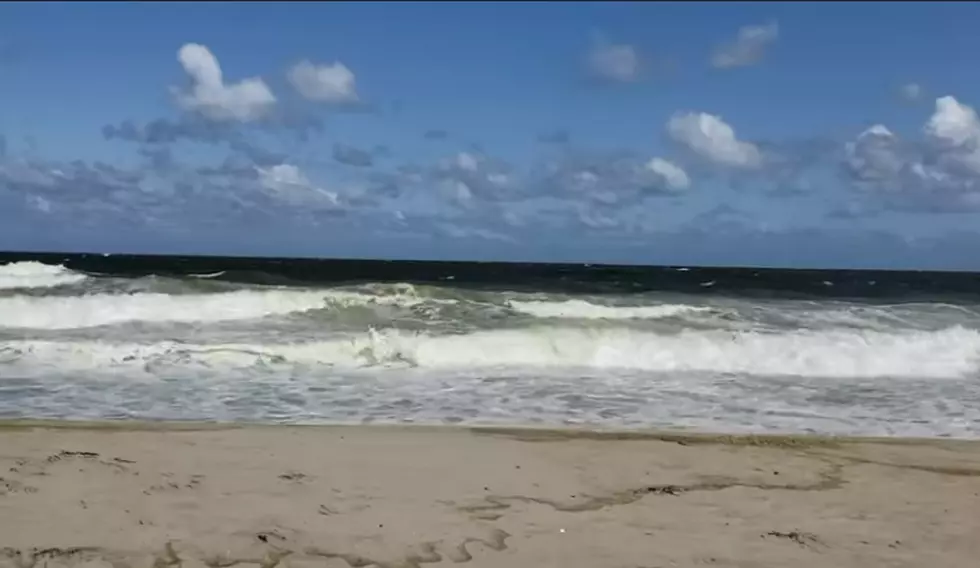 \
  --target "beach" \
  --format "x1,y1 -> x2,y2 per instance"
1,423 -> 979,568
